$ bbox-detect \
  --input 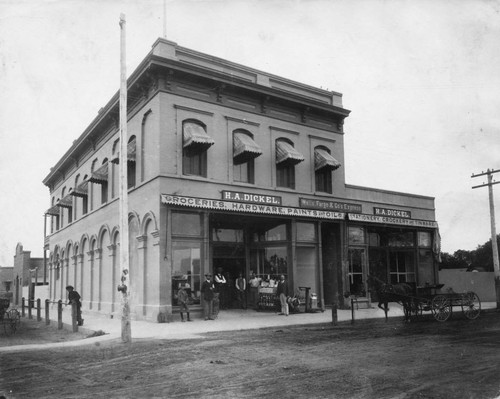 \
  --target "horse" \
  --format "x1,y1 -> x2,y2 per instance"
366,275 -> 414,321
